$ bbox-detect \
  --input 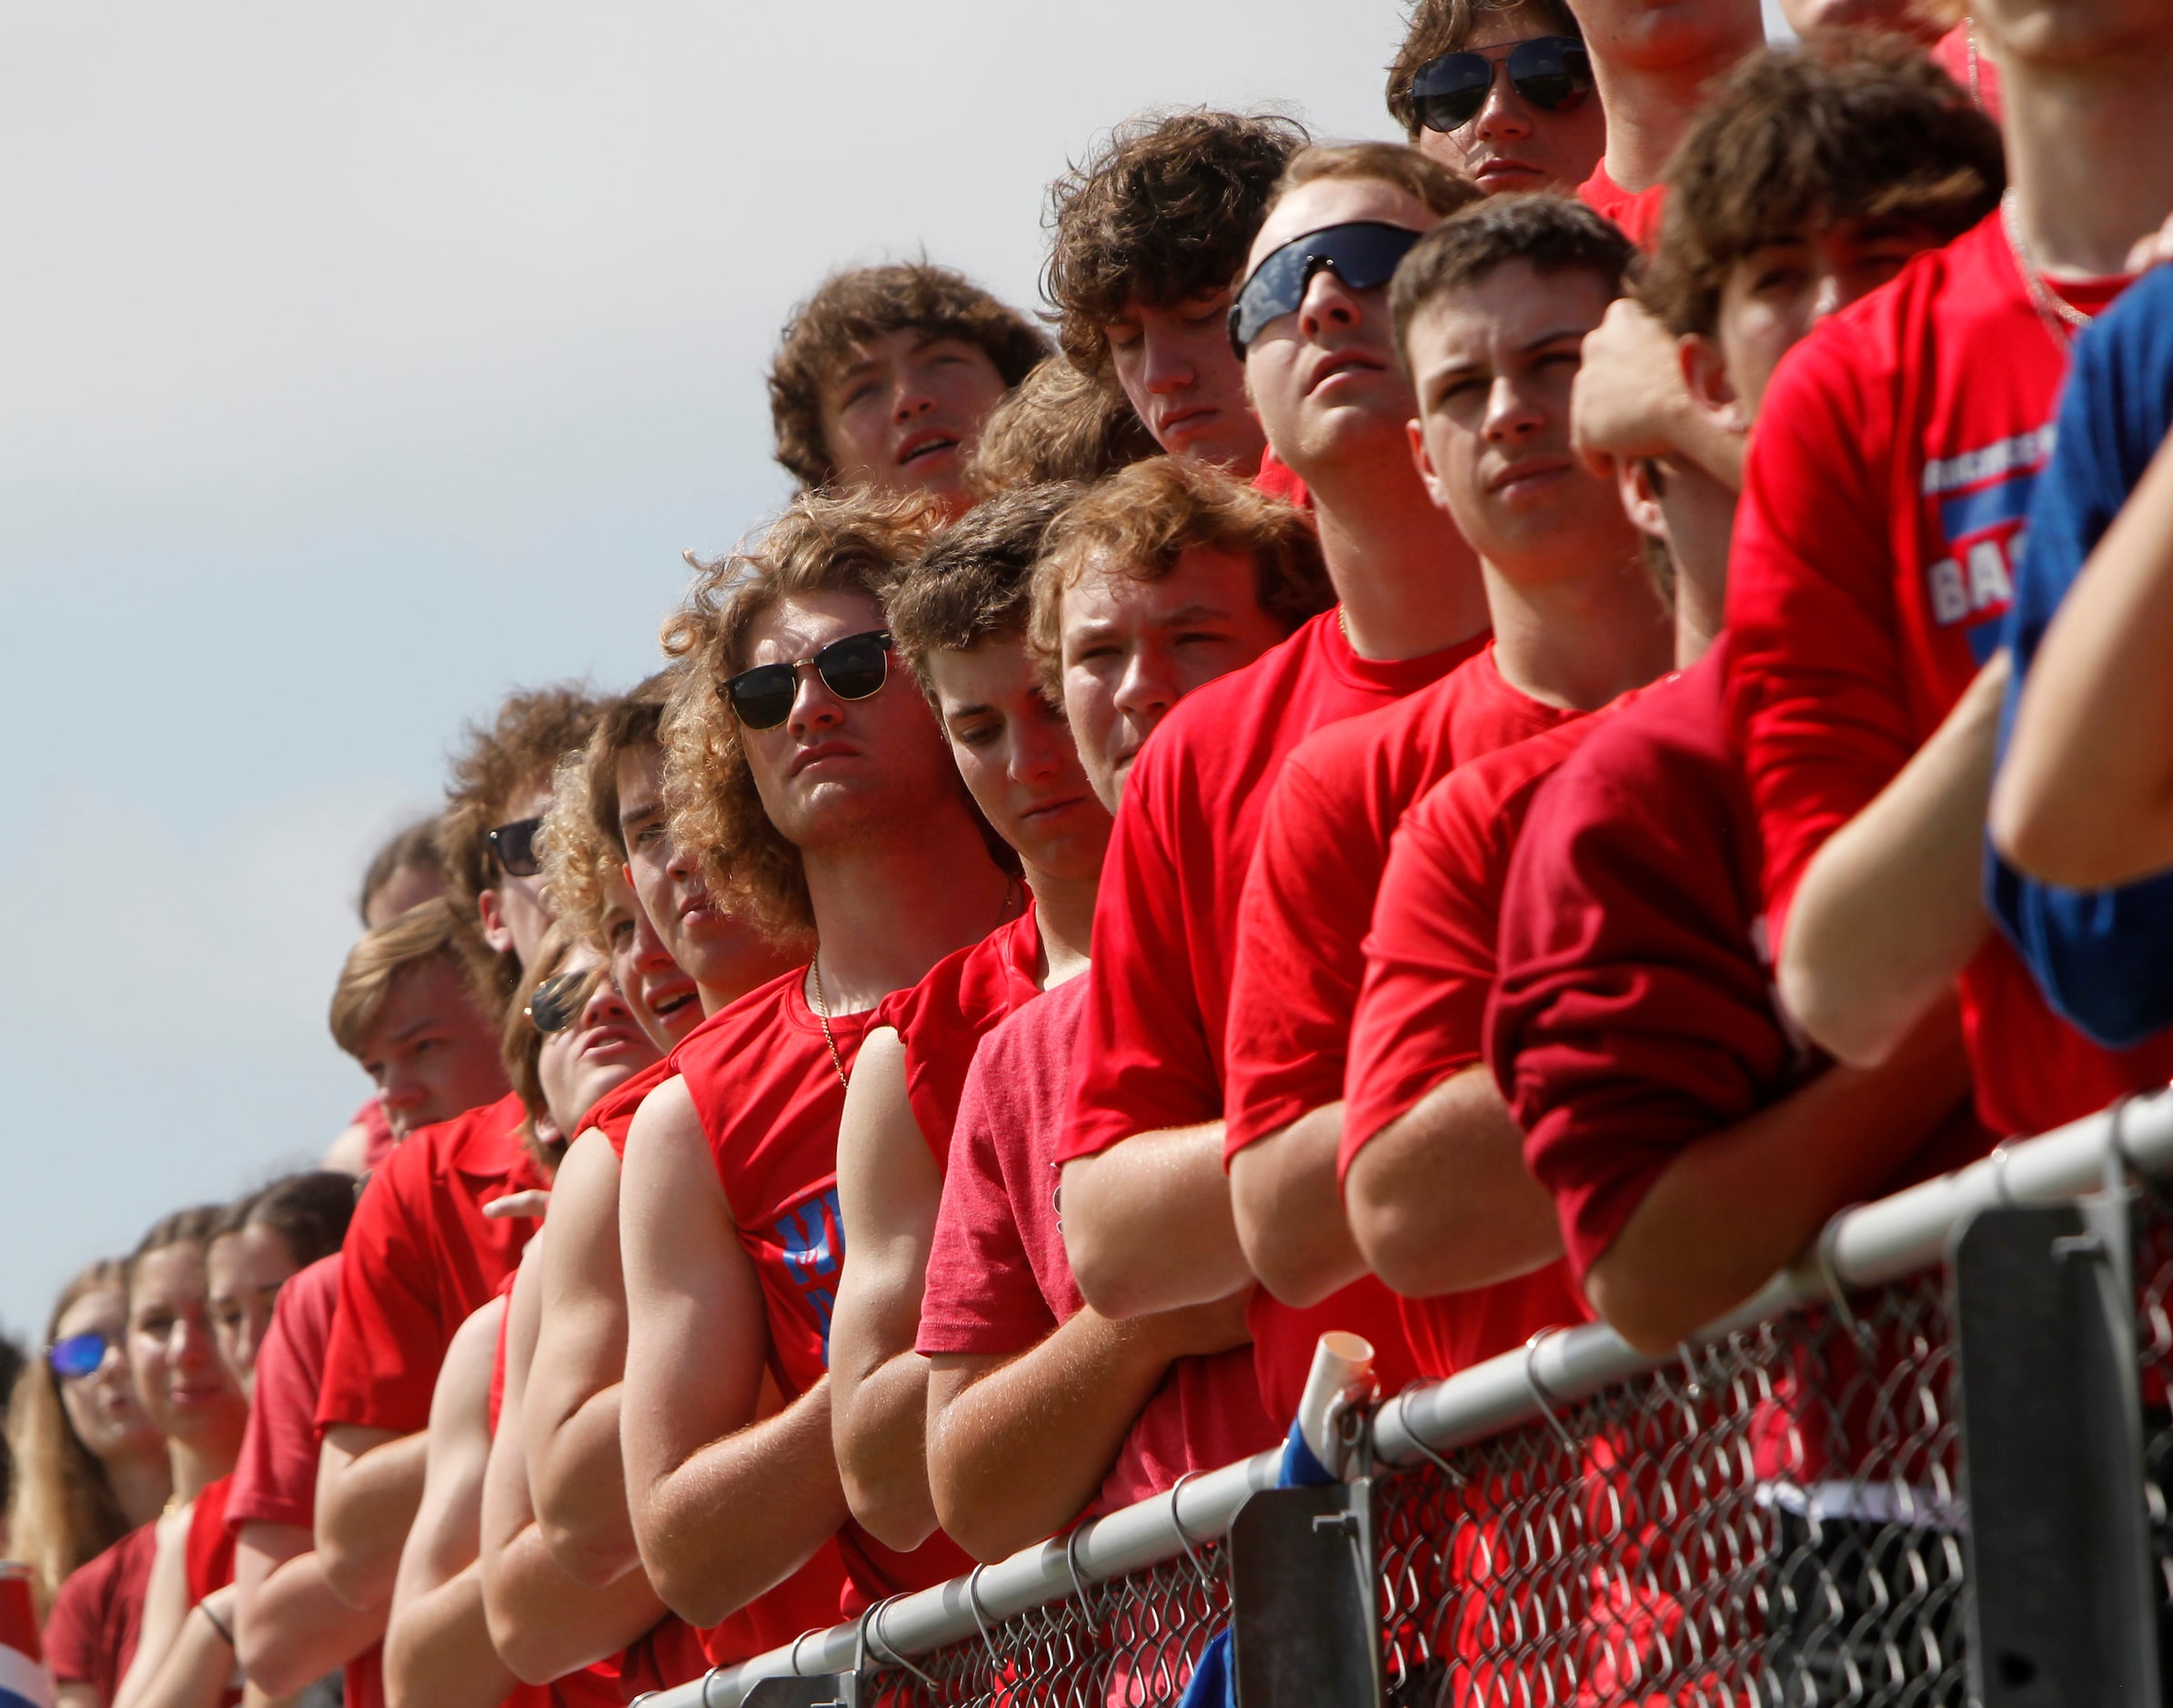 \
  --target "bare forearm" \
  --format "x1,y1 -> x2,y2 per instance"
927,1316 -> 1177,1563
1586,1009 -> 1972,1353
1780,655 -> 2008,1067
633,1381 -> 847,1628
1063,1125 -> 1250,1318
384,1566 -> 510,1708
1229,1104 -> 1366,1309
132,1601 -> 244,1708
483,1523 -> 662,1685
236,1542 -> 386,1696
318,1435 -> 428,1611
1995,437 -> 2173,885
1345,1069 -> 1562,1298
533,1387 -> 640,1588
834,1351 -> 939,1553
